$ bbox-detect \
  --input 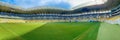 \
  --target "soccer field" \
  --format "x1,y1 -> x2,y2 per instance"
0,22 -> 120,40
